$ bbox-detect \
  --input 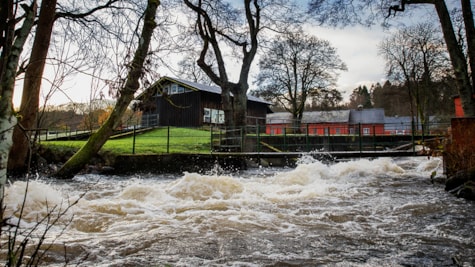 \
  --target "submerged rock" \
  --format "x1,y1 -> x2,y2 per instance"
445,168 -> 475,200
